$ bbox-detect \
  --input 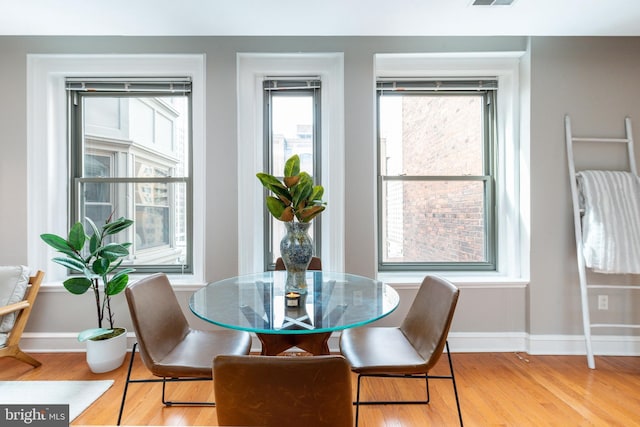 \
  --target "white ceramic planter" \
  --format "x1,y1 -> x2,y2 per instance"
85,328 -> 128,373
